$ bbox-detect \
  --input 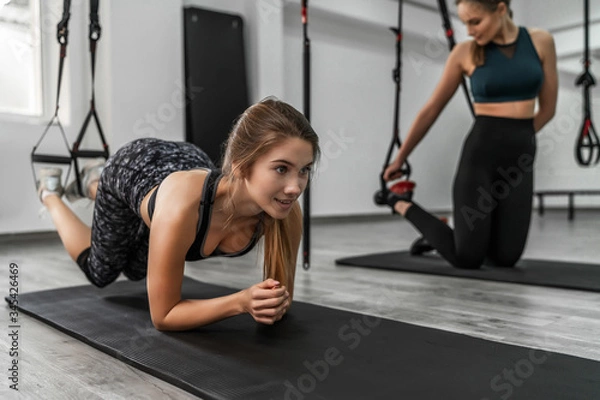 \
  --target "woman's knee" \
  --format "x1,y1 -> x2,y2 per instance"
76,247 -> 119,288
